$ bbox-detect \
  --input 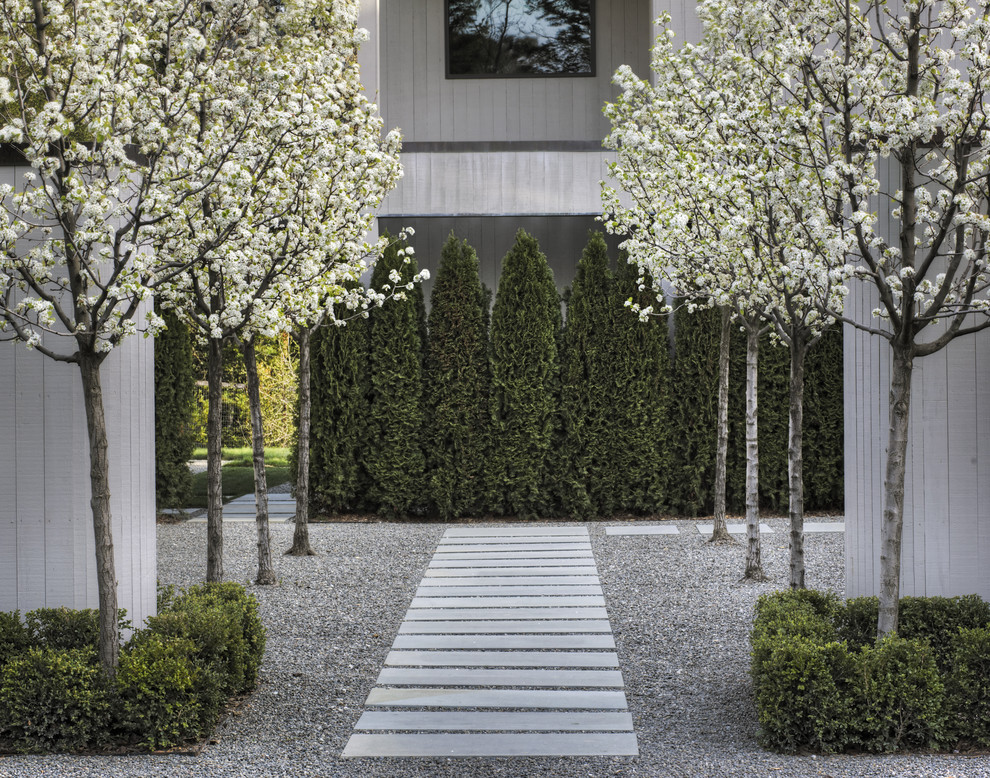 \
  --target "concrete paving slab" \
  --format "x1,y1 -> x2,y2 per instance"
424,567 -> 597,577
431,543 -> 591,553
804,522 -> 845,533
376,667 -> 624,688
696,523 -> 774,535
342,732 -> 639,757
364,687 -> 629,709
417,576 -> 601,586
397,620 -> 613,634
351,710 -> 633,731
605,525 -> 680,536
430,558 -> 595,568
443,527 -> 590,537
410,596 -> 606,608
432,551 -> 595,560
403,607 -> 610,620
415,586 -> 604,597
391,634 -> 616,650
384,651 -> 620,668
